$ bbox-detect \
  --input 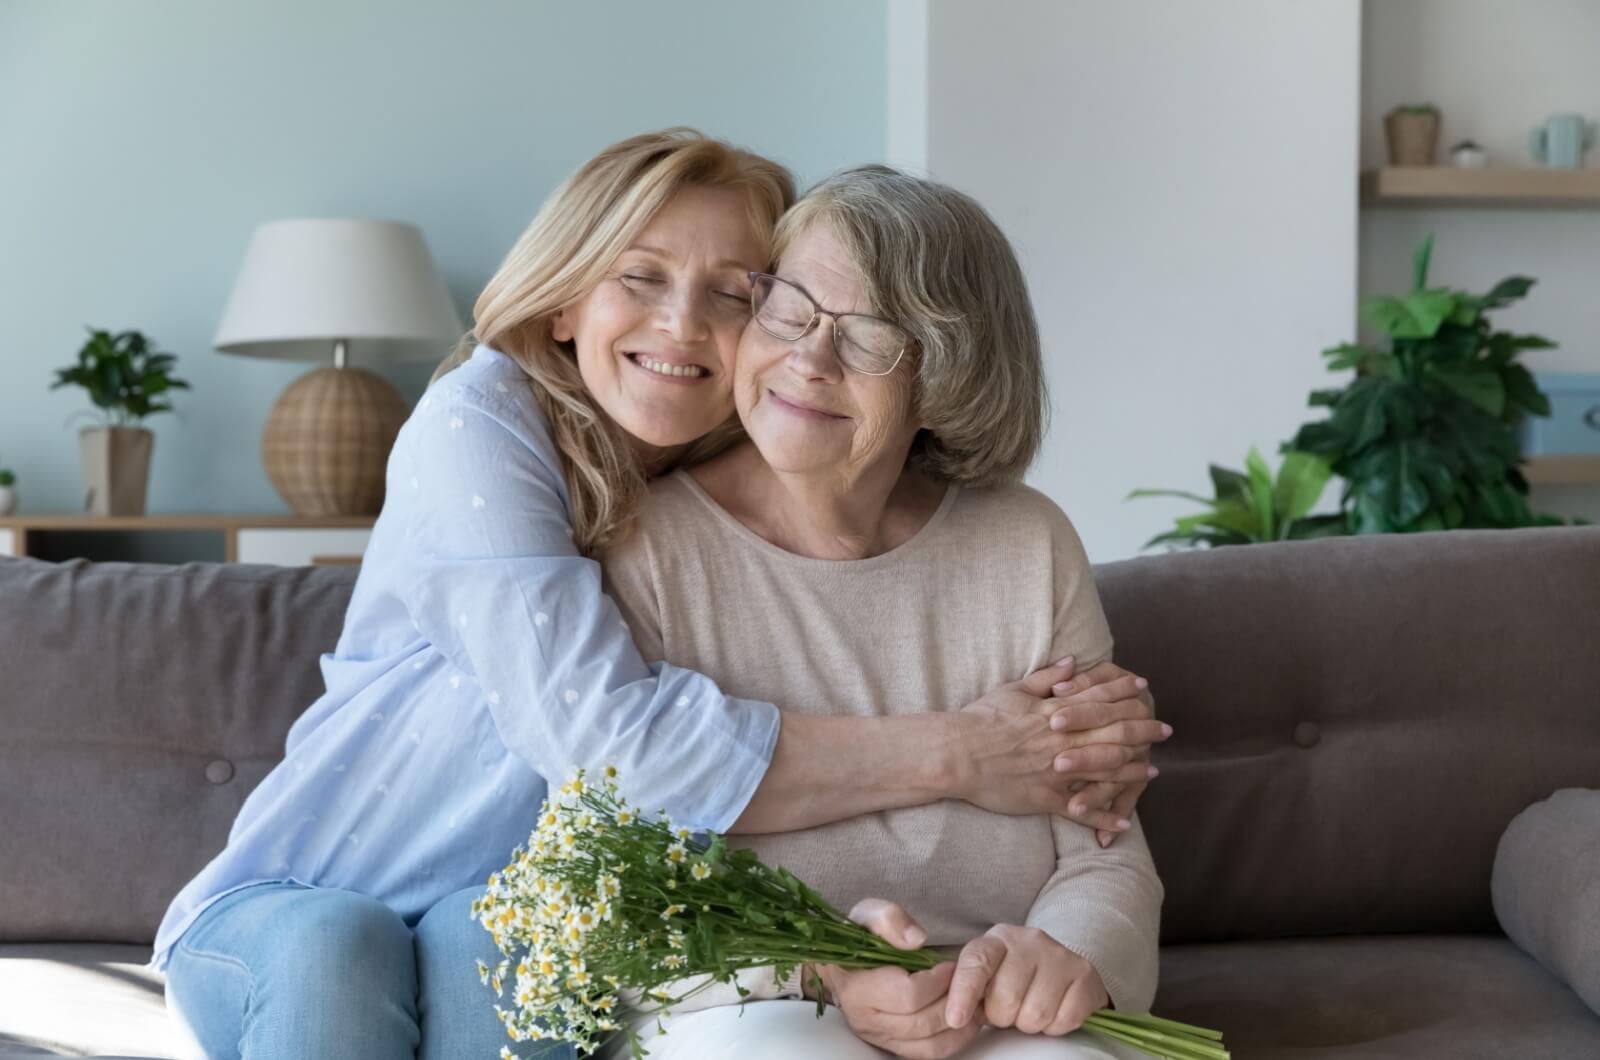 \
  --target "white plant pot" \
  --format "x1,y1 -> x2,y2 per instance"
0,485 -> 15,516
